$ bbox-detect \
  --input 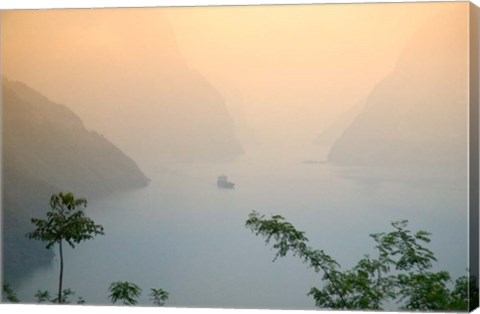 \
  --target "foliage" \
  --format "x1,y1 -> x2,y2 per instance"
24,192 -> 169,307
26,192 -> 105,303
34,288 -> 85,304
109,281 -> 142,305
23,193 -> 171,306
149,288 -> 169,306
34,290 -> 51,303
2,283 -> 19,303
26,193 -> 105,249
245,211 -> 477,311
